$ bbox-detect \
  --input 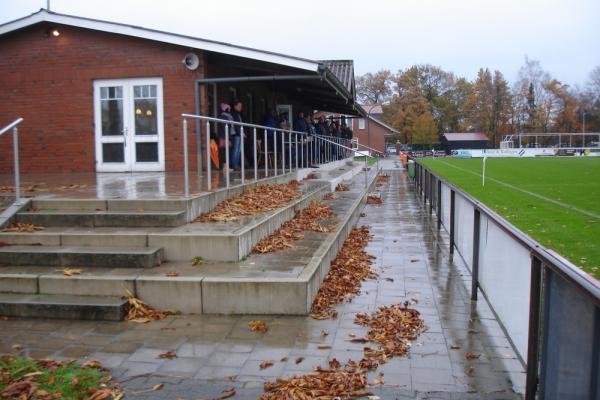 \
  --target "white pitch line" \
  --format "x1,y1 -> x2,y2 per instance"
436,160 -> 600,220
